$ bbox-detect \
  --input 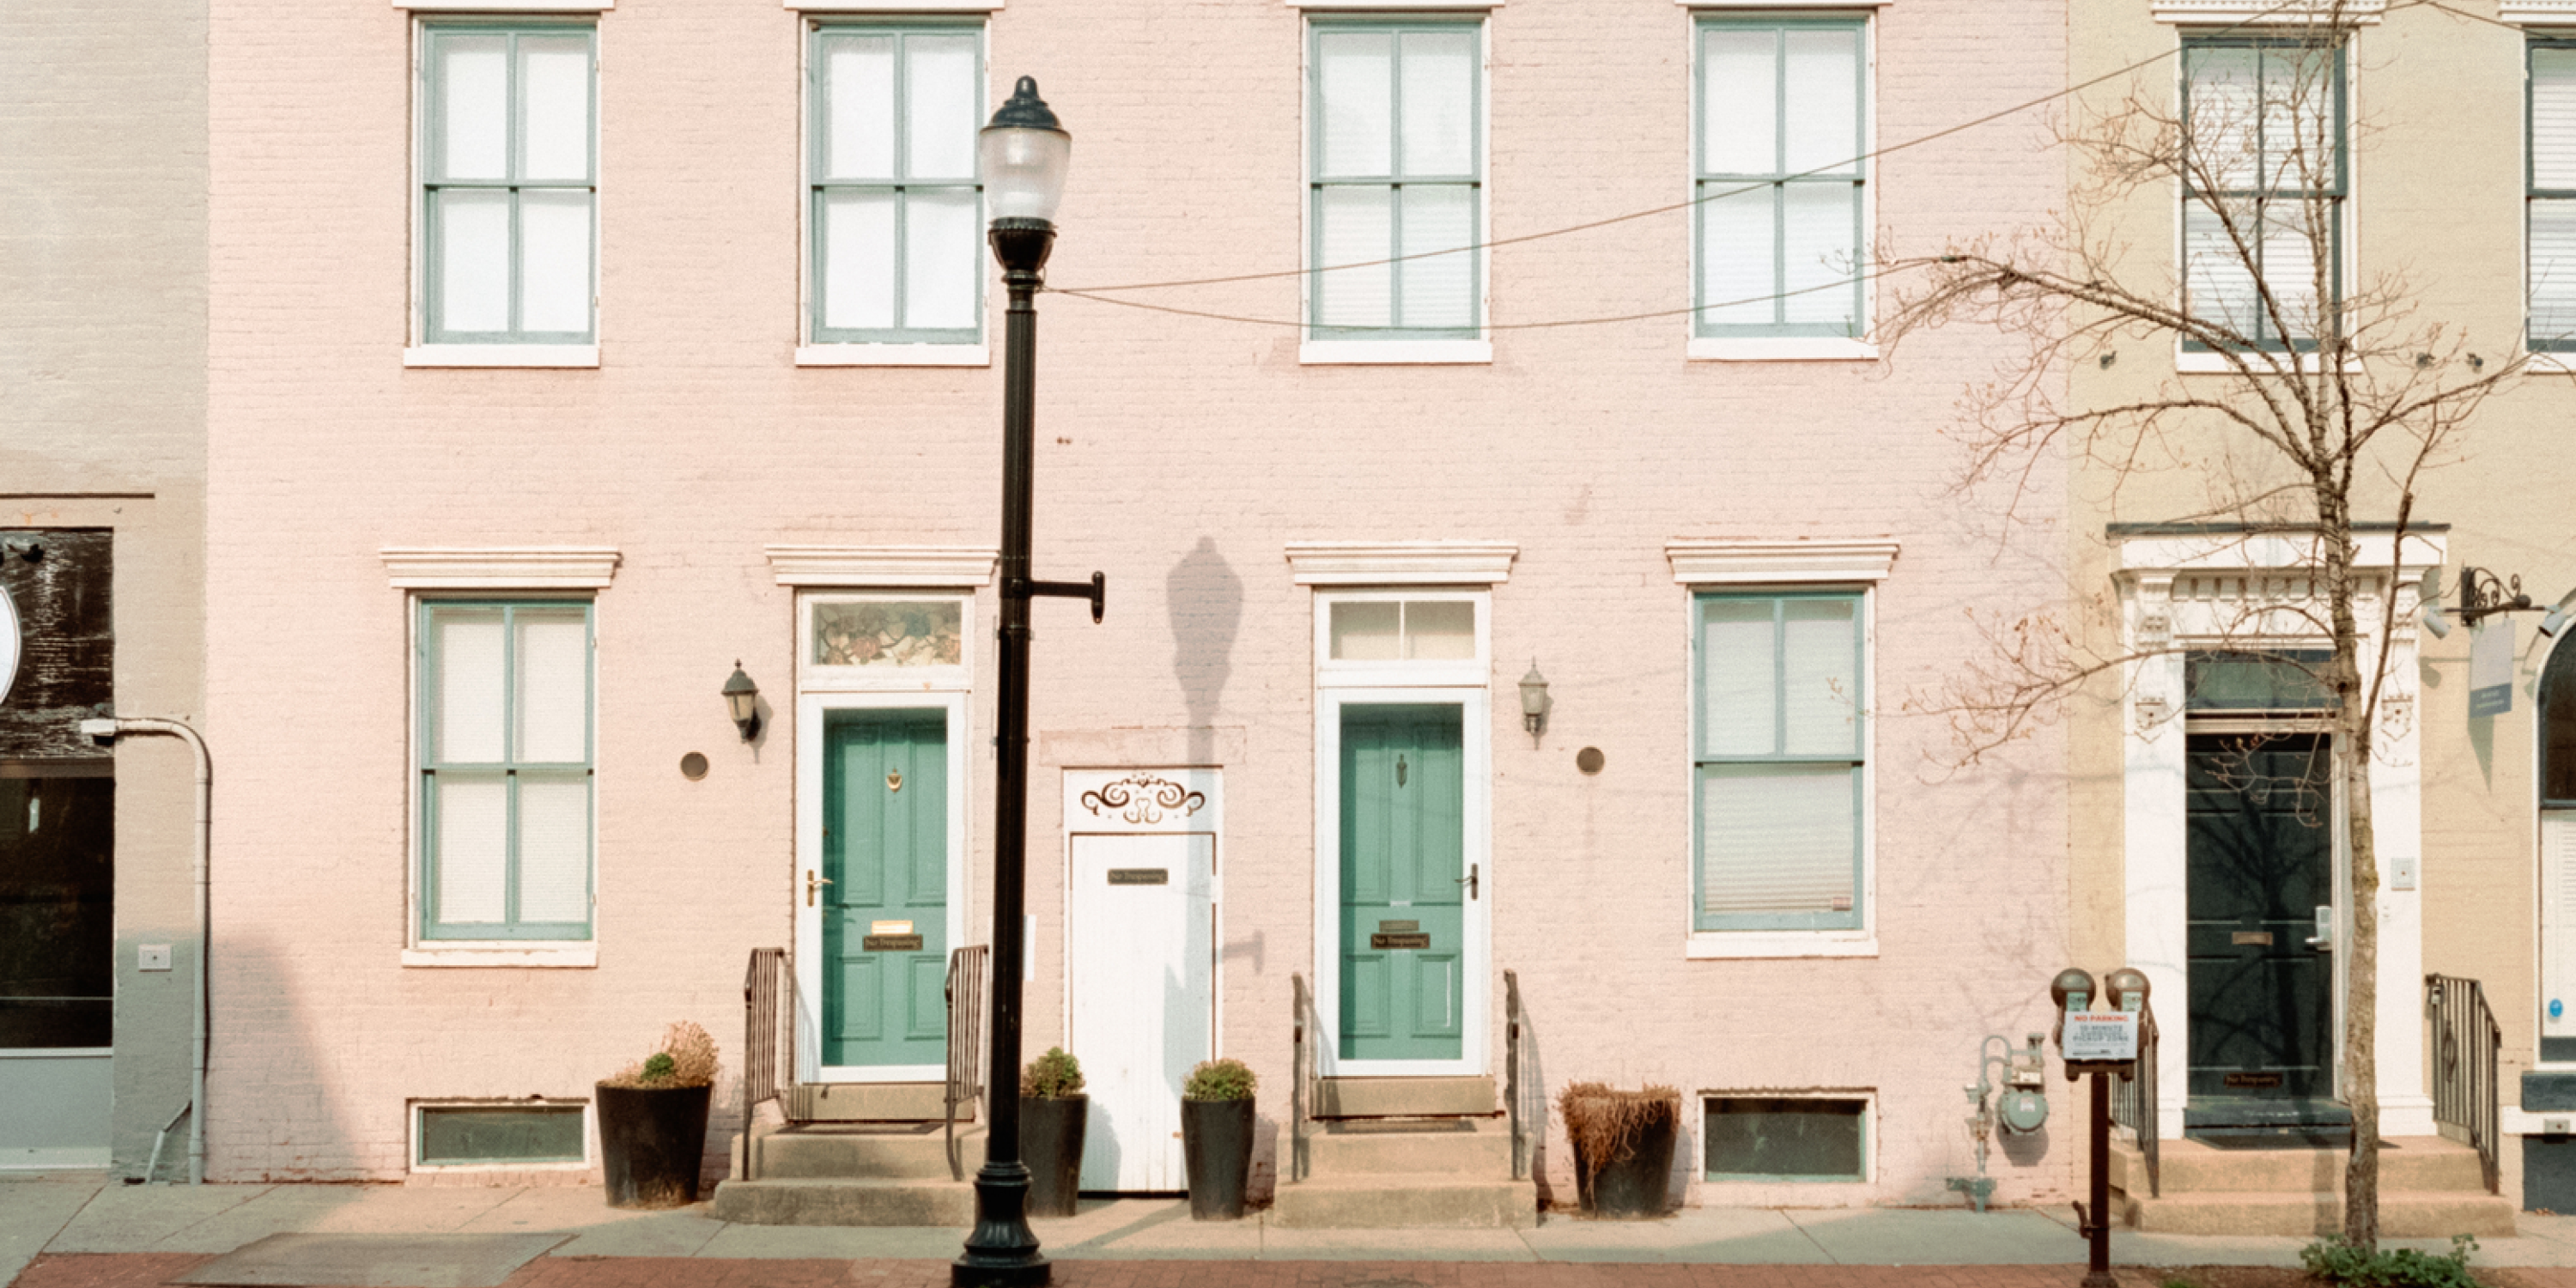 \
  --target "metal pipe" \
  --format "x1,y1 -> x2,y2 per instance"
2085,1072 -> 2114,1288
